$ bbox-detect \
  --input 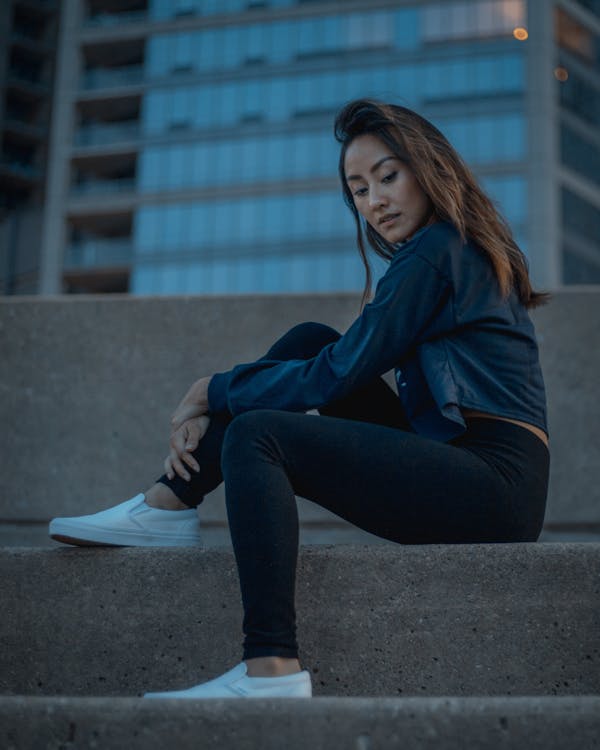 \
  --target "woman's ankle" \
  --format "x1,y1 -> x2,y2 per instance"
244,656 -> 302,677
144,483 -> 190,510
